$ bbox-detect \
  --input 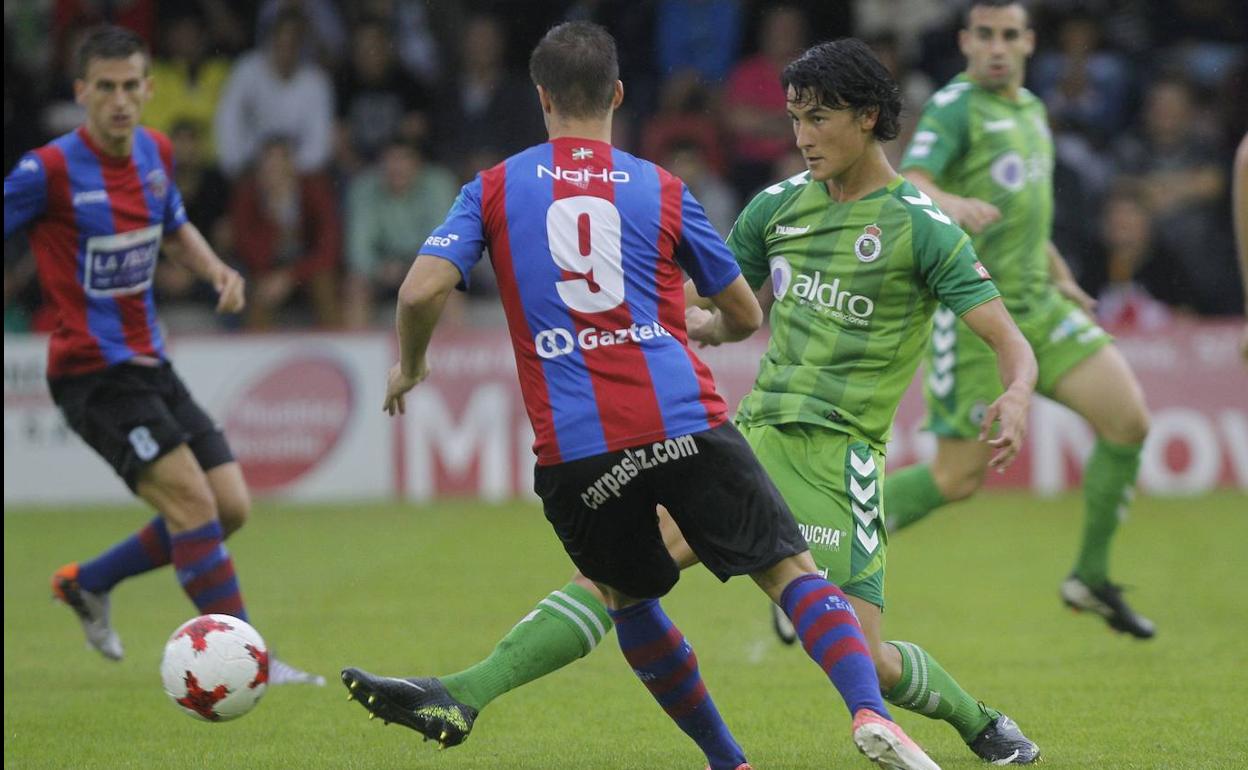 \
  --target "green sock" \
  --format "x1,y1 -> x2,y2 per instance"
441,582 -> 613,711
884,464 -> 948,533
885,641 -> 998,743
1074,439 -> 1142,586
